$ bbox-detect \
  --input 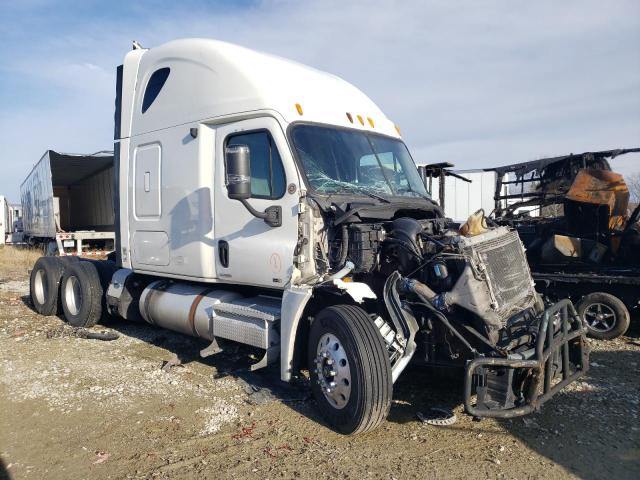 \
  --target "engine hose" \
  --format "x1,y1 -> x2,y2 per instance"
422,234 -> 446,248
326,261 -> 355,282
338,224 -> 349,268
384,238 -> 423,260
405,279 -> 504,355
414,292 -> 478,355
458,323 -> 507,356
402,278 -> 438,301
